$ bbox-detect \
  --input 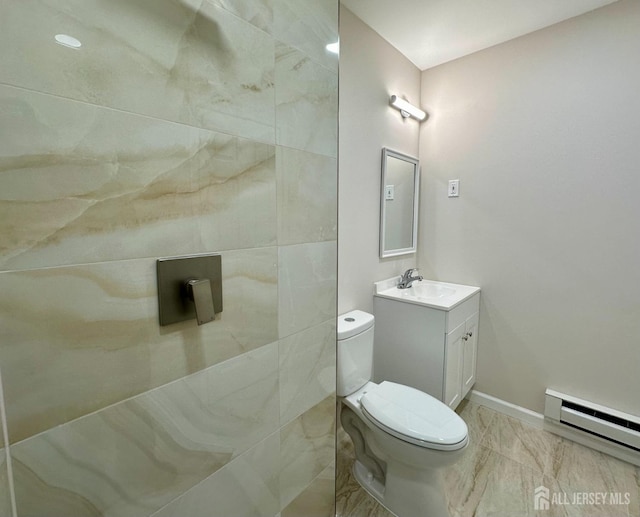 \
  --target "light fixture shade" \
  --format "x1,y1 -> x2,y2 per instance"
389,95 -> 427,121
